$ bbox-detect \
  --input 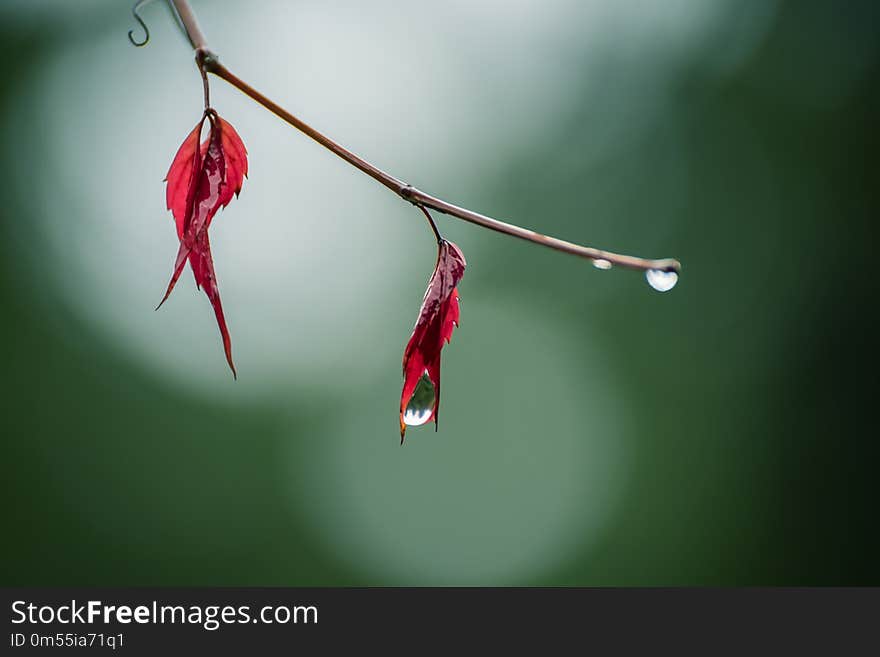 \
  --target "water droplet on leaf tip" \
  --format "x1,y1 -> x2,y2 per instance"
403,373 -> 436,427
593,259 -> 612,270
645,269 -> 678,292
